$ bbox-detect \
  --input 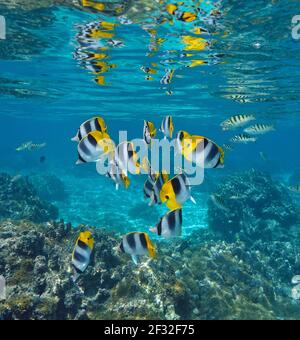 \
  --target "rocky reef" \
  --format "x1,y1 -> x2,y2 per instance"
1,219 -> 300,320
29,174 -> 67,202
0,173 -> 58,223
208,170 -> 299,242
